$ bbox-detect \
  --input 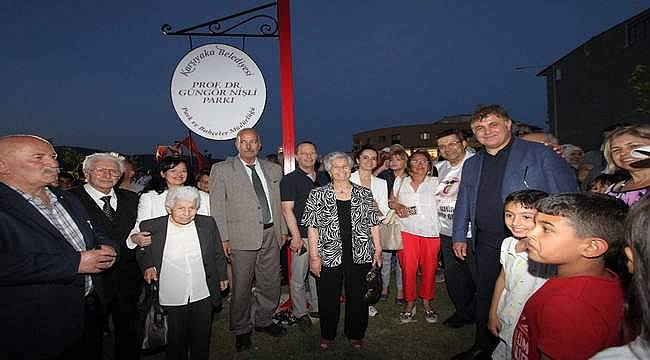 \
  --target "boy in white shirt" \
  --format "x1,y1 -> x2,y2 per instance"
488,190 -> 555,359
